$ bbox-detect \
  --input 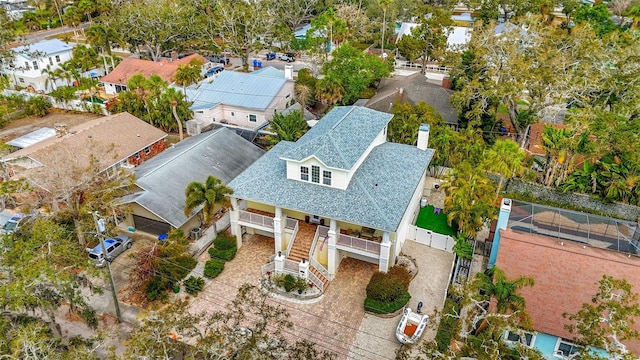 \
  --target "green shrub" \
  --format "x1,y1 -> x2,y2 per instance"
24,96 -> 51,117
364,291 -> 411,314
213,235 -> 236,250
435,298 -> 461,353
80,307 -> 98,329
184,276 -> 205,295
145,276 -> 169,301
295,276 -> 309,292
273,273 -> 299,292
204,259 -> 225,278
366,266 -> 410,303
208,246 -> 237,261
